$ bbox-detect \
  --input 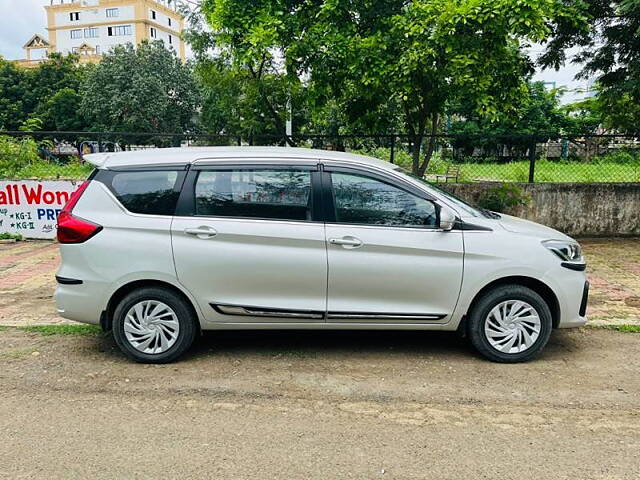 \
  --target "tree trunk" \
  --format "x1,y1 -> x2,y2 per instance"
417,112 -> 439,177
411,135 -> 422,175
